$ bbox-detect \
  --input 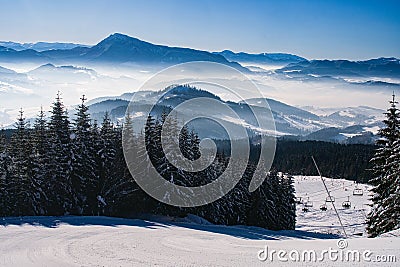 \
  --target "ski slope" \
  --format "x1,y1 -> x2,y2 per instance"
294,176 -> 373,237
0,177 -> 398,266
